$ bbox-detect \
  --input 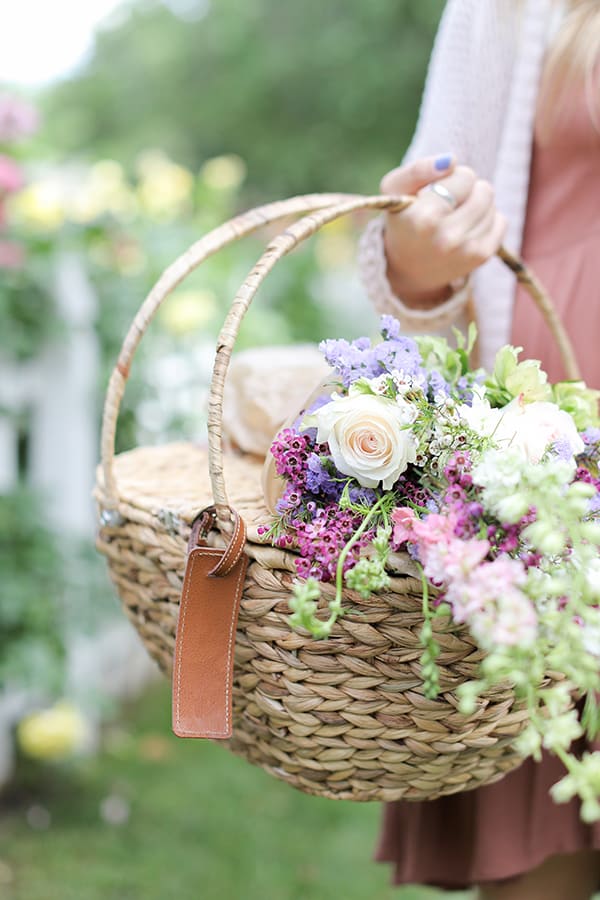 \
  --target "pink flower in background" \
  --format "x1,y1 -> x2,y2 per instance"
413,511 -> 458,545
0,154 -> 23,196
445,554 -> 536,648
0,95 -> 39,143
391,507 -> 418,544
0,239 -> 25,269
391,507 -> 458,548
423,536 -> 490,585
